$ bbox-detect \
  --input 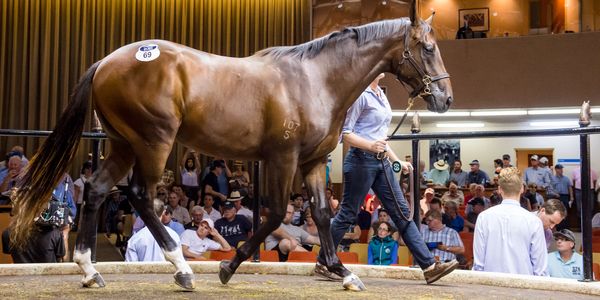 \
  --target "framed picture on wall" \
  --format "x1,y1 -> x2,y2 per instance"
459,8 -> 490,32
